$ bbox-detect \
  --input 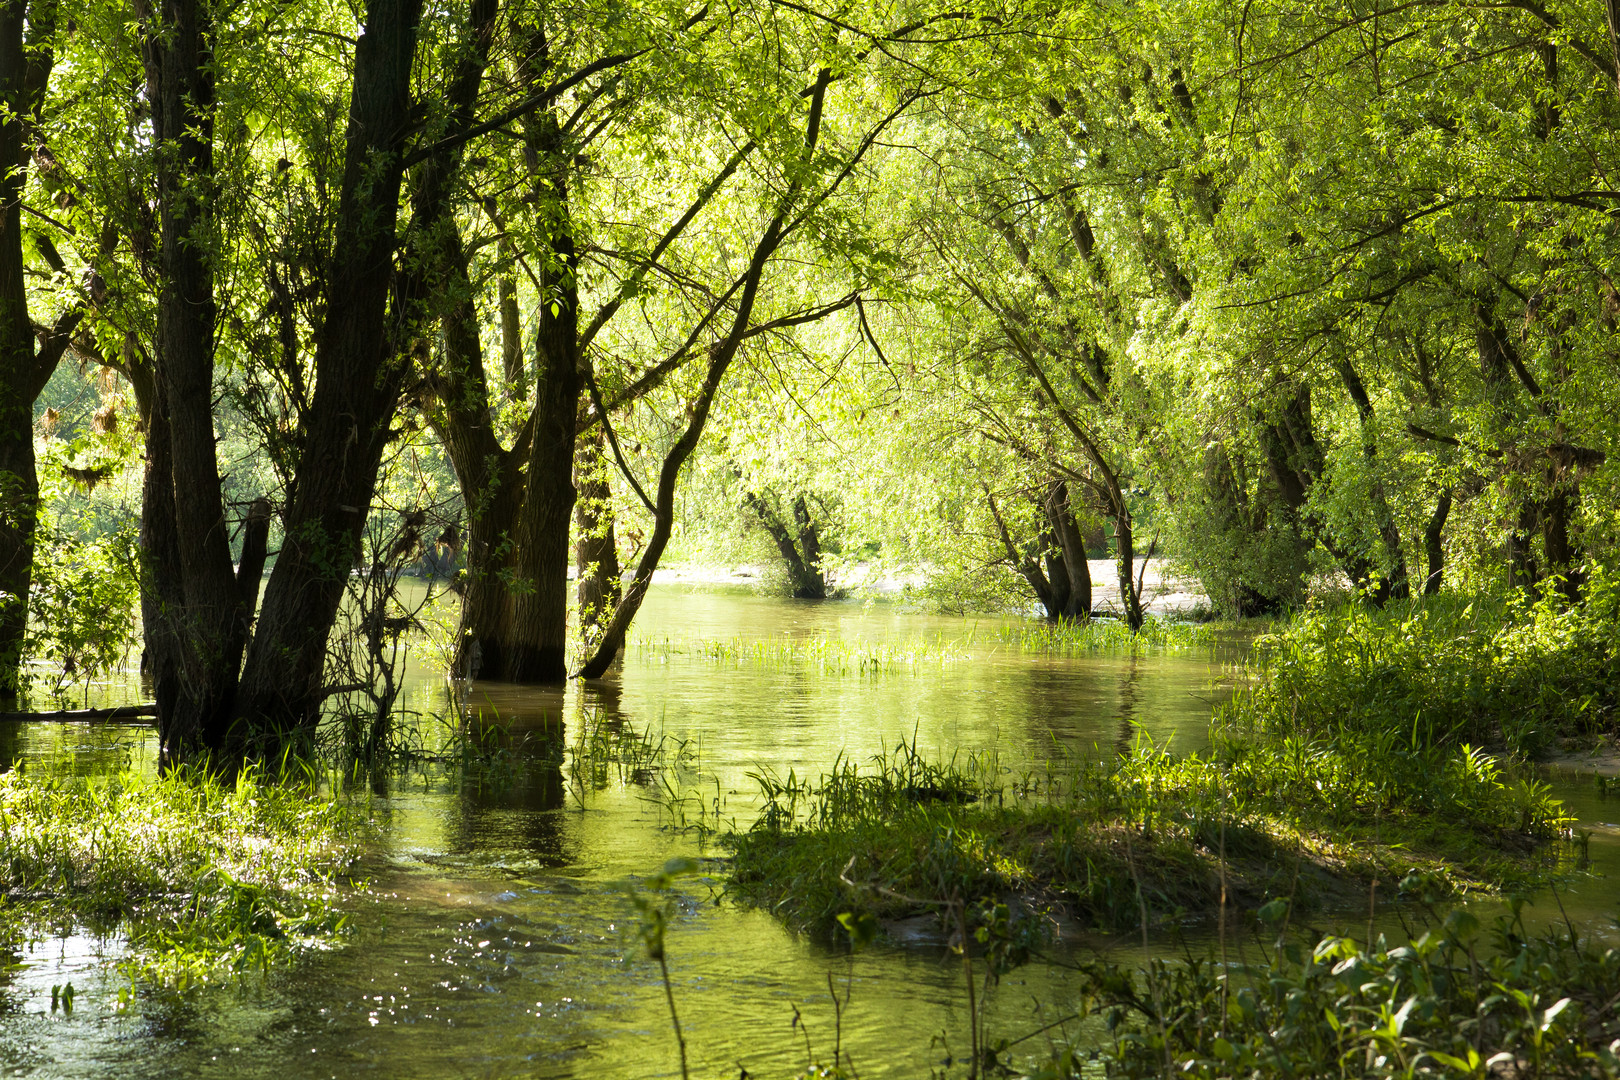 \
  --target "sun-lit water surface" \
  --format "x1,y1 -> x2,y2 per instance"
0,588 -> 1611,1078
